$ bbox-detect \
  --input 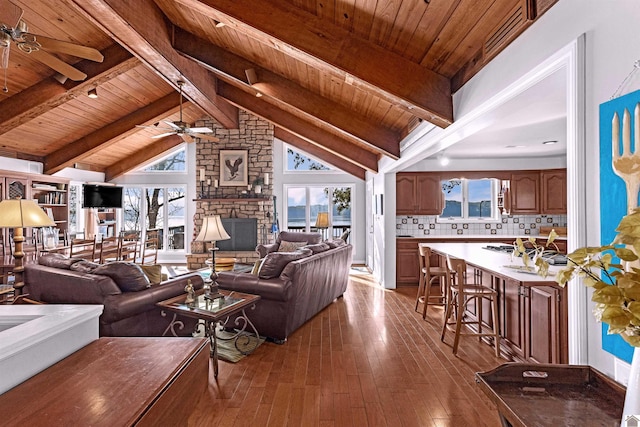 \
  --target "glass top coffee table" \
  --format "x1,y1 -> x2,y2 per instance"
157,289 -> 261,377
